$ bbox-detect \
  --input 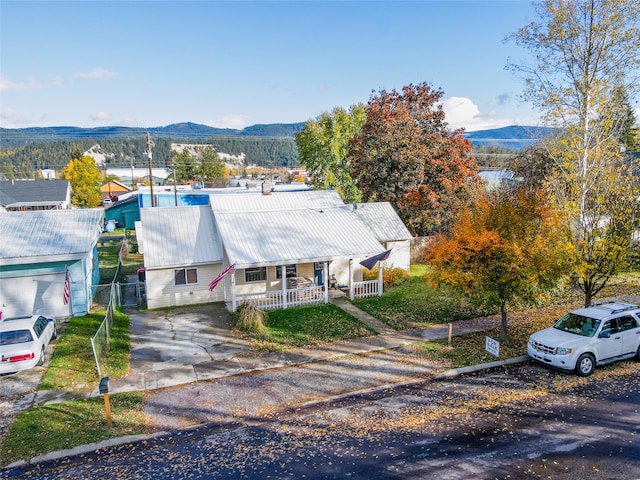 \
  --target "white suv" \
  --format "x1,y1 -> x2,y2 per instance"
527,302 -> 640,376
